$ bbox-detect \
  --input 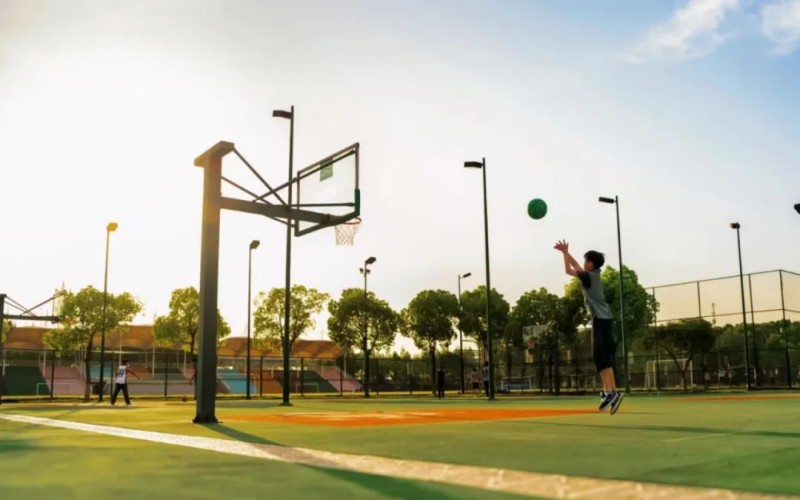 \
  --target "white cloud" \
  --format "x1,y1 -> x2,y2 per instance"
761,0 -> 800,55
627,0 -> 740,62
